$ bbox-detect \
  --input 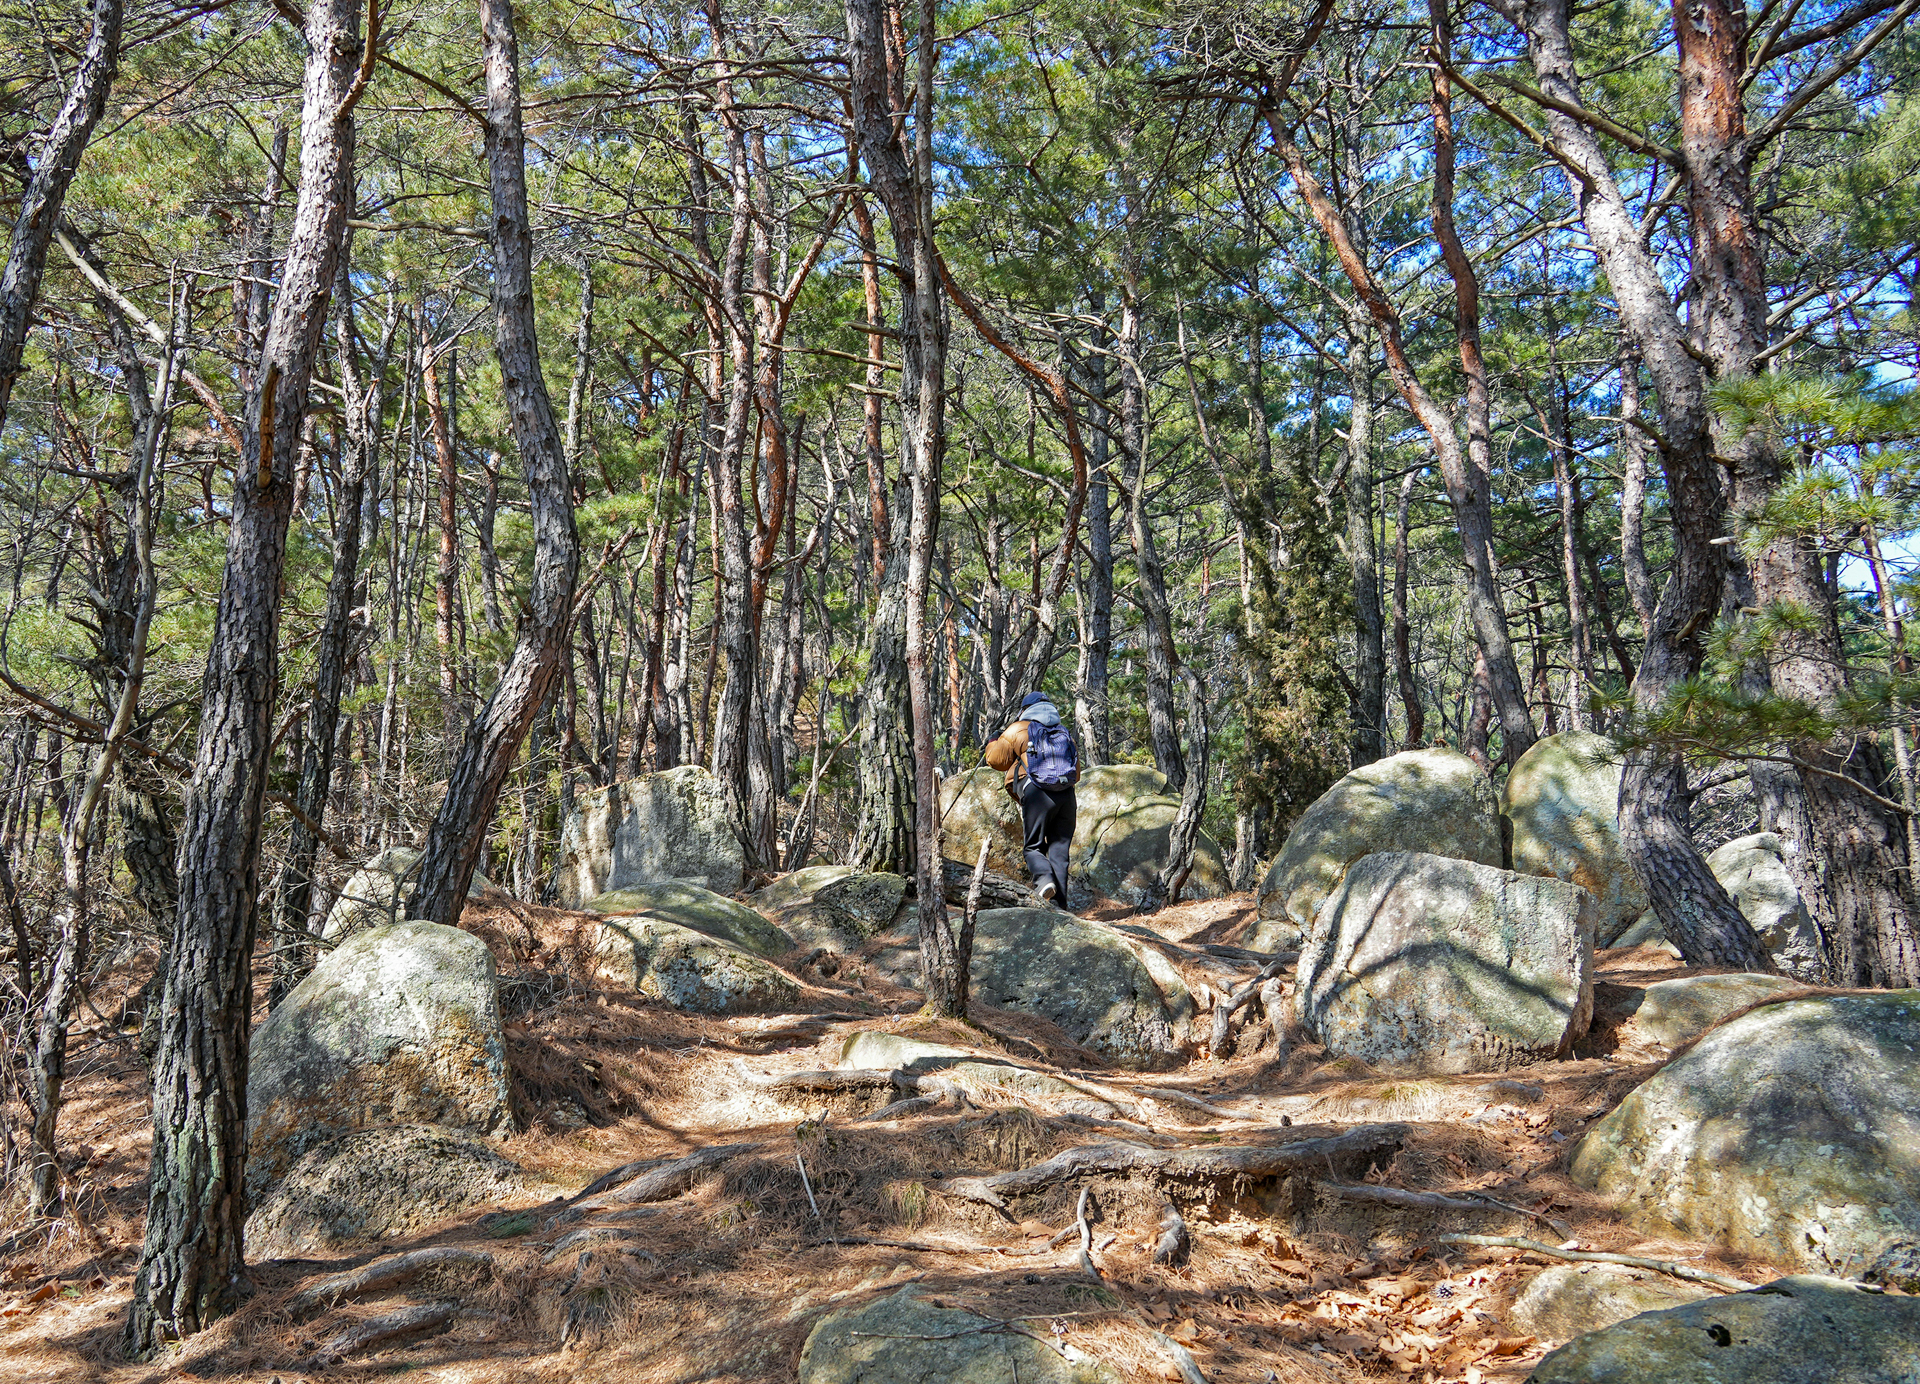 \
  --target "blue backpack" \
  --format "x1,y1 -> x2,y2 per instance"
1025,721 -> 1079,789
